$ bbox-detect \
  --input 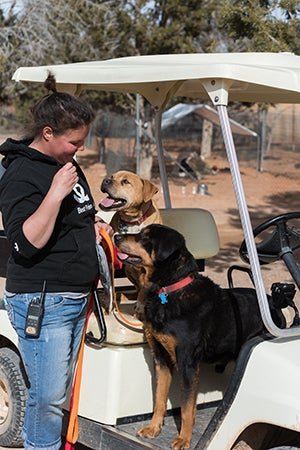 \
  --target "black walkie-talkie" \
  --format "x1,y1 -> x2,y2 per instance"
25,281 -> 46,338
